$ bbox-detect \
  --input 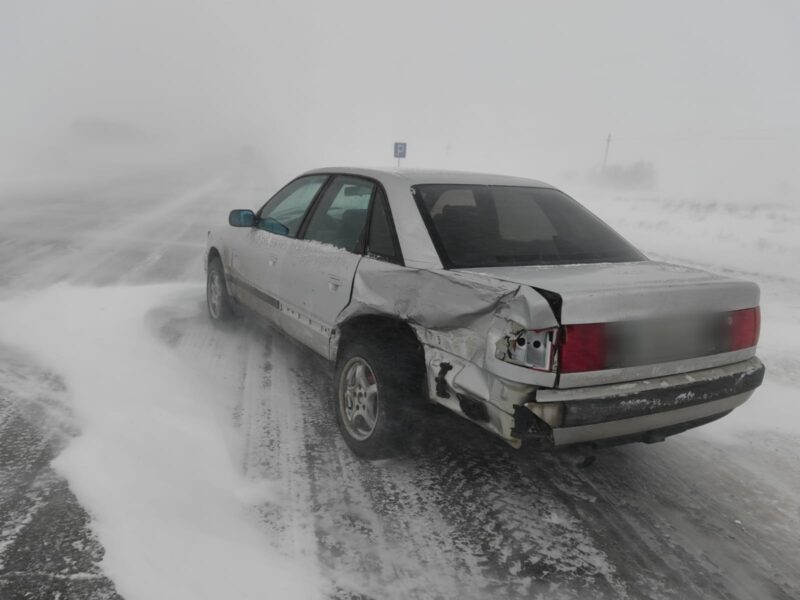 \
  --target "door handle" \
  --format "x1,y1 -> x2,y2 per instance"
327,274 -> 342,291
268,254 -> 278,266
